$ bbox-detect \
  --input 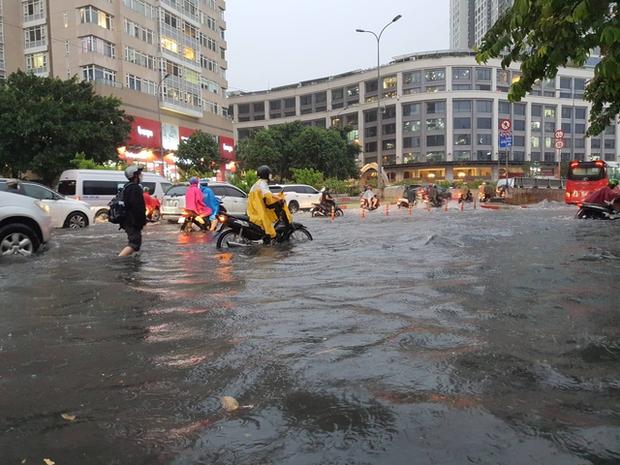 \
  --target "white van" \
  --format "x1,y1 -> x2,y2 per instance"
57,169 -> 172,222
